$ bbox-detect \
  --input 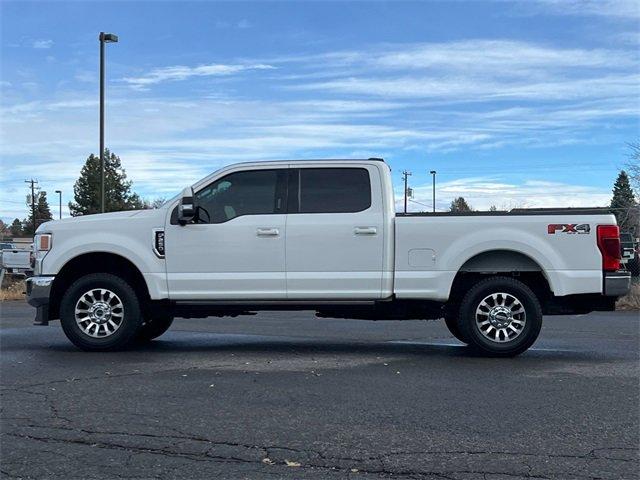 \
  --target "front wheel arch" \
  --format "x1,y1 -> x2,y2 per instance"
49,252 -> 151,321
